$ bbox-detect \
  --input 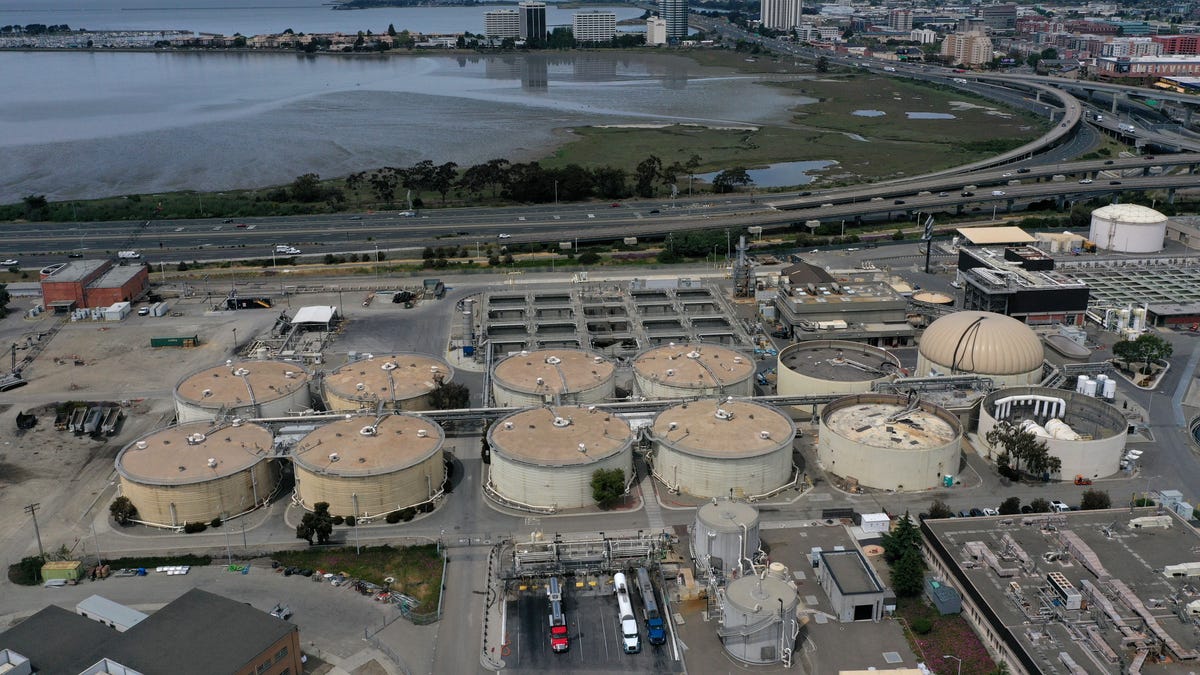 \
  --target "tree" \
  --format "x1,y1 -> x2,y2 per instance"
429,162 -> 459,205
891,546 -> 925,597
1113,333 -> 1173,376
712,167 -> 753,193
634,155 -> 663,198
296,501 -> 334,545
387,23 -> 397,37
987,420 -> 1055,479
1080,489 -> 1111,510
110,496 -> 138,525
816,55 -> 829,72
881,512 -> 920,563
591,468 -> 625,509
578,251 -> 601,265
0,282 -> 10,319
1028,497 -> 1051,513
928,499 -> 954,519
998,496 -> 1021,515
429,381 -> 470,409
289,173 -> 324,202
